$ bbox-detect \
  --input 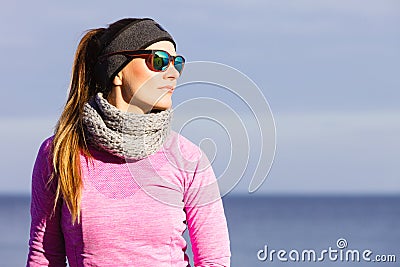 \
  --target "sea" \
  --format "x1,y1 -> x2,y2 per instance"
1,195 -> 399,267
